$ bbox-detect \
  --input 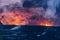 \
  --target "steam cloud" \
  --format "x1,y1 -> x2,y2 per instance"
45,0 -> 60,18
